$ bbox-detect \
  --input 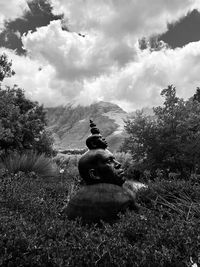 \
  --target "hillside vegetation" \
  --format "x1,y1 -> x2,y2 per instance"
122,85 -> 200,178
